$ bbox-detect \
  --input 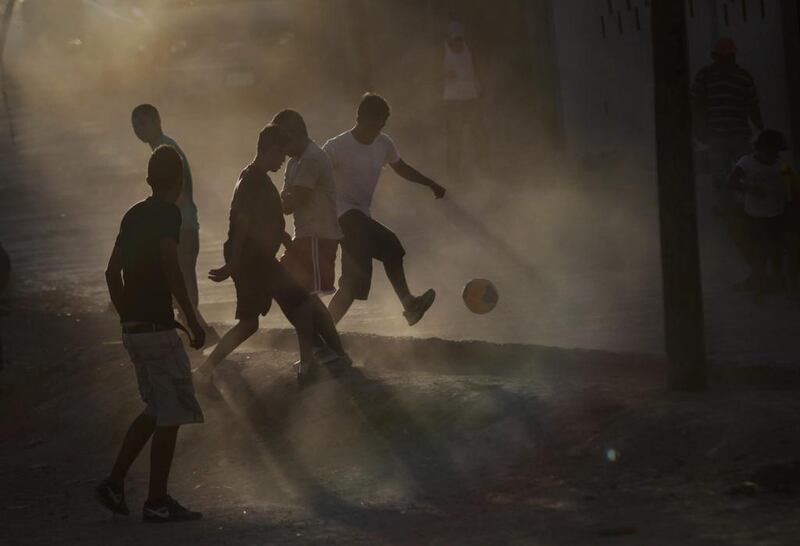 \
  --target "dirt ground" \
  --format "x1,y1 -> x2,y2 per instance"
2,43 -> 800,546
2,290 -> 800,545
